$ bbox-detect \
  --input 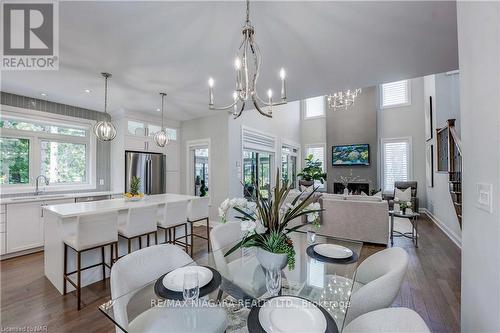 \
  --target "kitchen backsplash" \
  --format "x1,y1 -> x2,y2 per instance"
1,91 -> 111,197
